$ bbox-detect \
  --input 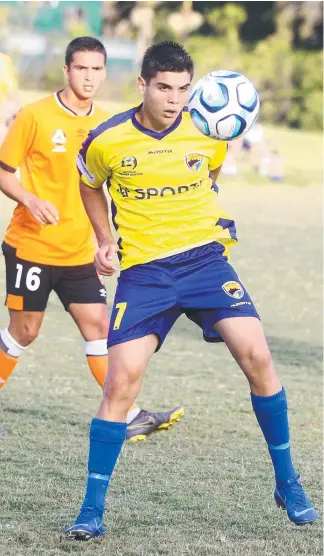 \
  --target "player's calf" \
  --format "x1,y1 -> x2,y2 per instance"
0,327 -> 26,389
0,312 -> 43,389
